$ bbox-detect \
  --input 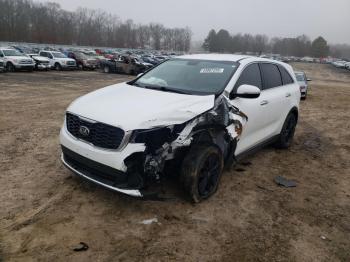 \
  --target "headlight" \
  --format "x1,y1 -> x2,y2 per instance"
130,124 -> 186,152
130,127 -> 172,144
